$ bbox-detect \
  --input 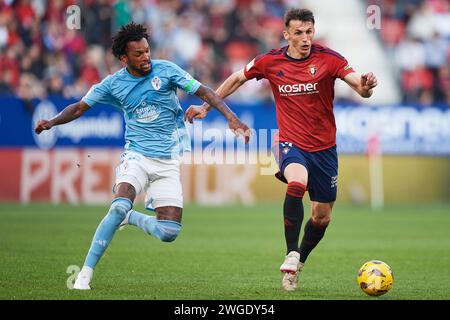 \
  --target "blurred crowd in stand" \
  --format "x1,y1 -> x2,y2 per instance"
370,0 -> 450,106
0,0 -> 448,114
